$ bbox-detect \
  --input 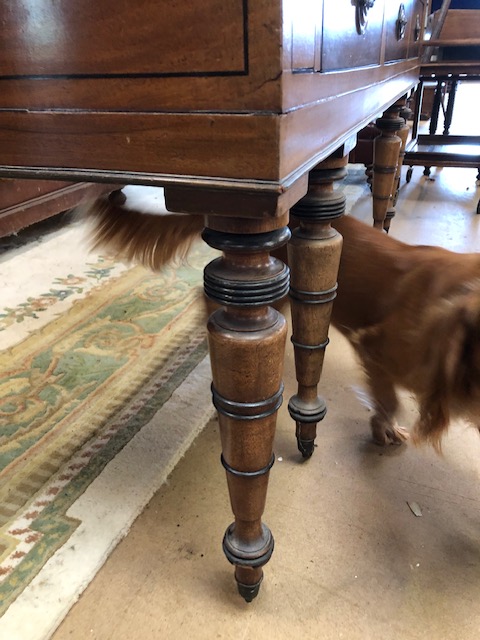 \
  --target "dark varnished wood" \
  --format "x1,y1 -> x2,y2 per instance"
372,100 -> 406,230
1,1 -> 246,77
287,155 -> 345,457
0,3 -> 421,193
385,110 -> 410,231
202,216 -> 289,601
0,180 -> 118,237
